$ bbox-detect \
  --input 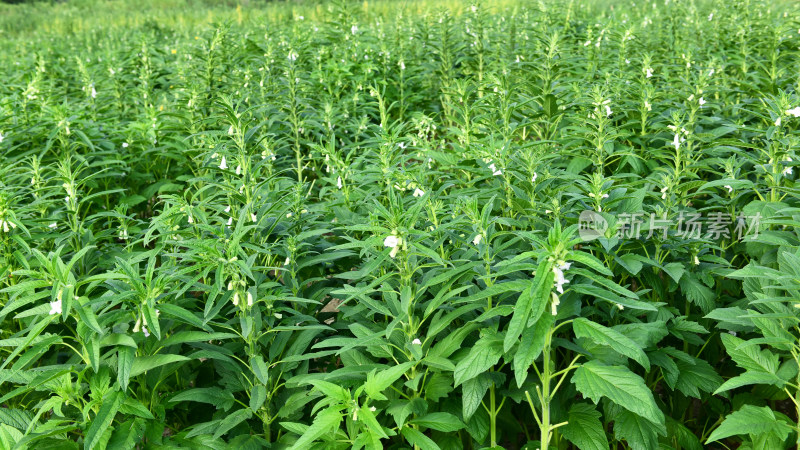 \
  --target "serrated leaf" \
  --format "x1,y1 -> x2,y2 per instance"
611,405 -> 666,450
129,354 -> 190,377
513,312 -> 554,387
170,387 -> 235,411
454,334 -> 503,386
401,427 -> 440,450
288,407 -> 343,450
572,361 -> 664,425
84,391 -> 123,450
720,334 -> 779,374
706,405 -> 792,443
410,412 -> 465,432
574,318 -> 650,371
560,403 -> 608,450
